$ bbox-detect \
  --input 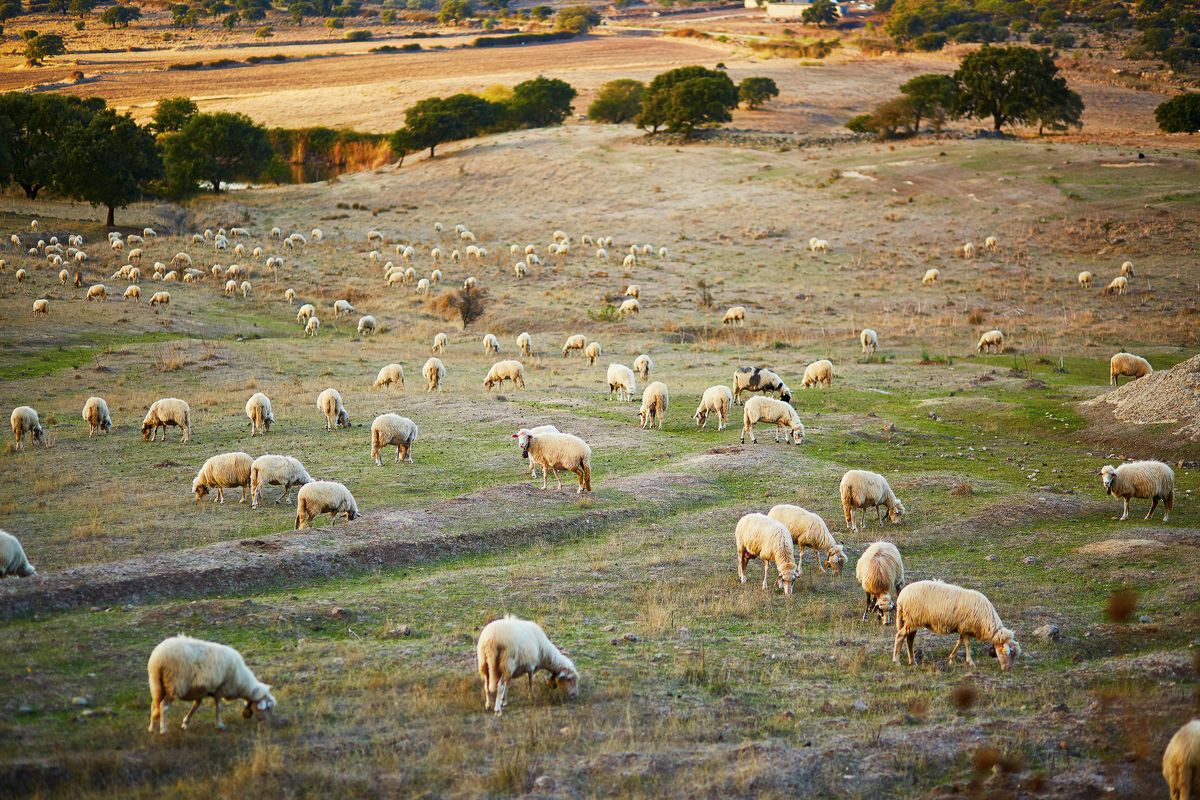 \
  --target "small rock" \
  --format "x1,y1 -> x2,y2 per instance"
985,555 -> 997,561
385,625 -> 412,638
17,705 -> 33,715
602,624 -> 615,633
622,633 -> 640,643
1034,624 -> 1060,641
1138,615 -> 1152,624
330,607 -> 351,619
1022,556 -> 1037,565
852,699 -> 869,713
71,696 -> 90,707
533,775 -> 555,791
